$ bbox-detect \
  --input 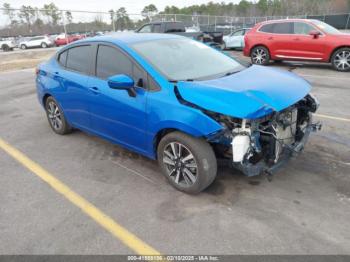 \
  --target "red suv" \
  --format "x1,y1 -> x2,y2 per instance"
244,19 -> 350,71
